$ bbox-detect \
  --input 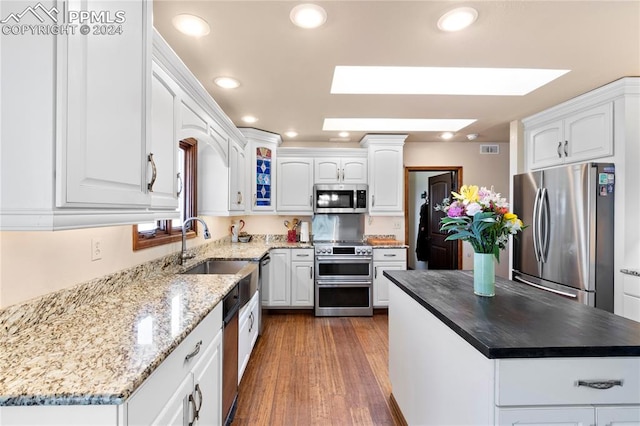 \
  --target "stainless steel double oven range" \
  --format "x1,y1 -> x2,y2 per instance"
312,213 -> 373,316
